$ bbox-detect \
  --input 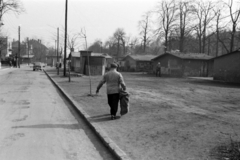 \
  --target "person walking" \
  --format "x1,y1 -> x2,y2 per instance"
96,63 -> 126,120
156,62 -> 161,77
